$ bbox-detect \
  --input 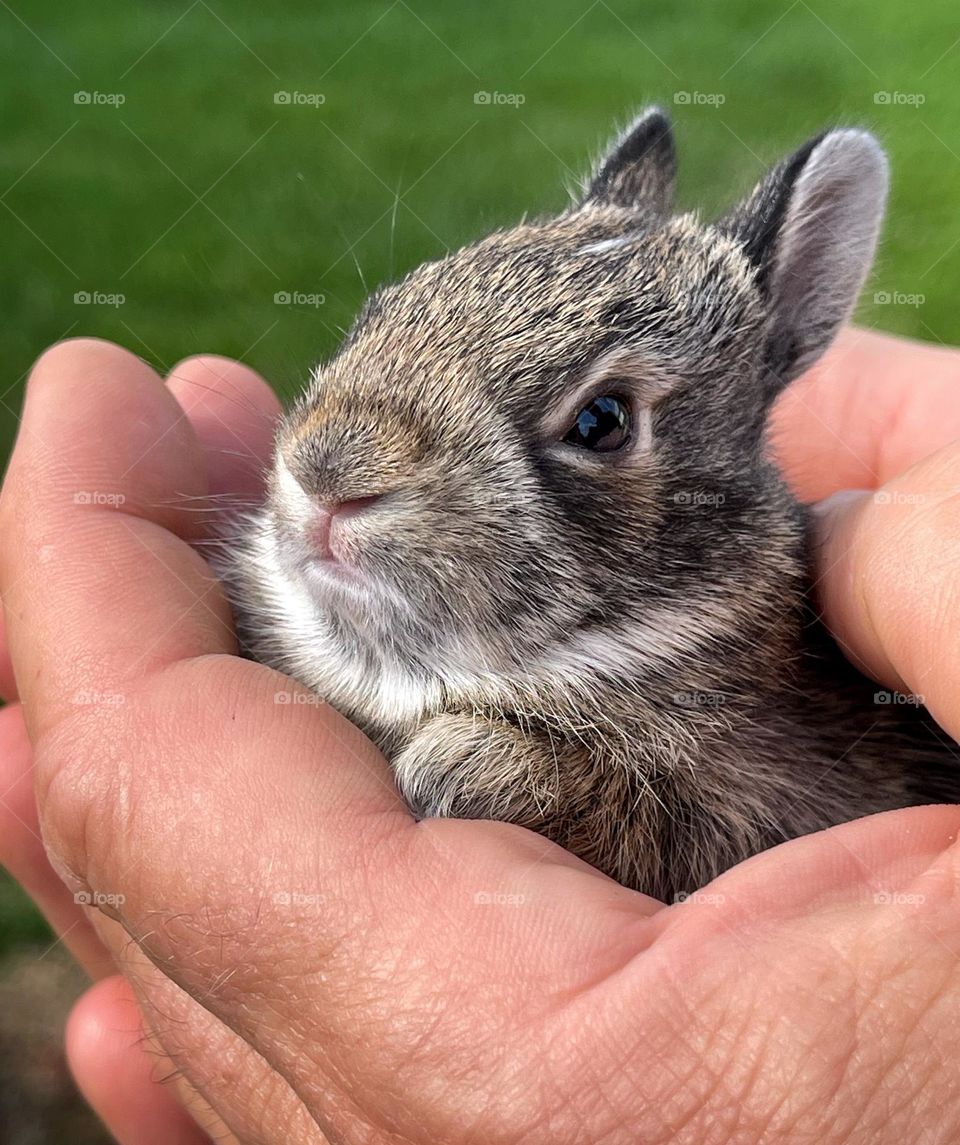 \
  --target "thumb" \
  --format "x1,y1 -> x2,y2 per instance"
812,441 -> 960,741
